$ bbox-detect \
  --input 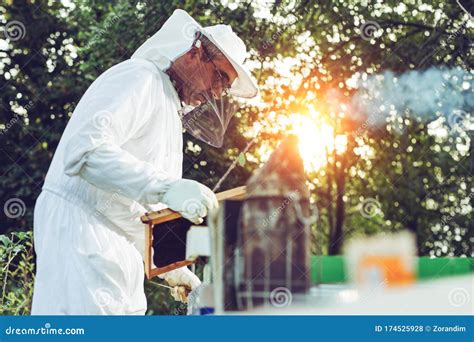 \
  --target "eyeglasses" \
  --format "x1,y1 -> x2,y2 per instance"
207,56 -> 231,96
194,32 -> 231,96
